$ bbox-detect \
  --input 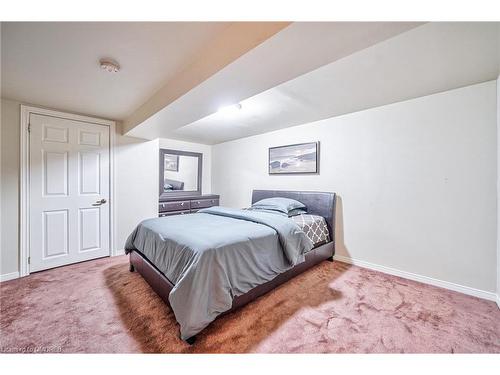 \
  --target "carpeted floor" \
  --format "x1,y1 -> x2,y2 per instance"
0,255 -> 499,353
